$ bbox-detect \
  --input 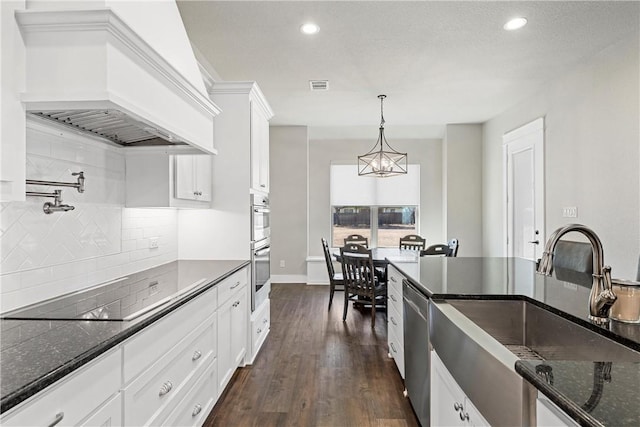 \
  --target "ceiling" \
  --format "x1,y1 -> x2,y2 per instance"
177,1 -> 639,139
